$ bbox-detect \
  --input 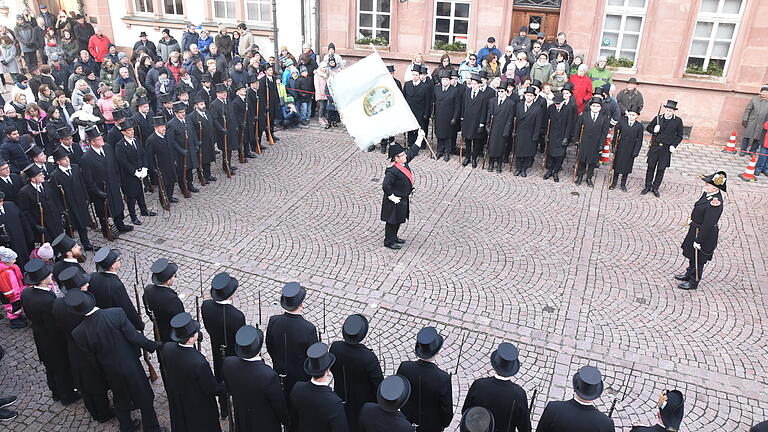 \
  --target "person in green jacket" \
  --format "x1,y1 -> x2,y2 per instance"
587,55 -> 612,91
